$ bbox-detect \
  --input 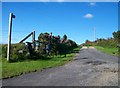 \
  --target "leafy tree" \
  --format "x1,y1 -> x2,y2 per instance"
65,39 -> 77,49
37,32 -> 78,56
38,32 -> 50,43
113,30 -> 120,43
61,34 -> 67,43
85,40 -> 89,43
63,34 -> 67,41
